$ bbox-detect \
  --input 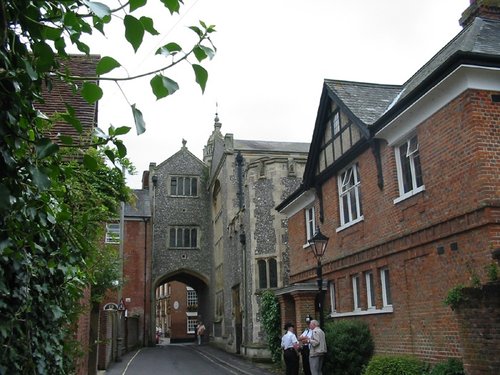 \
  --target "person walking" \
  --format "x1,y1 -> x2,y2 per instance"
306,320 -> 327,375
196,320 -> 206,345
298,315 -> 313,375
281,322 -> 300,375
